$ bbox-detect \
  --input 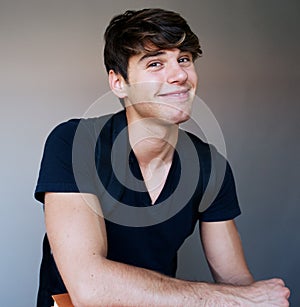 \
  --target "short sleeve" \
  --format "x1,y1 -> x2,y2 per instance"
199,159 -> 241,222
183,132 -> 241,223
34,119 -> 99,203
